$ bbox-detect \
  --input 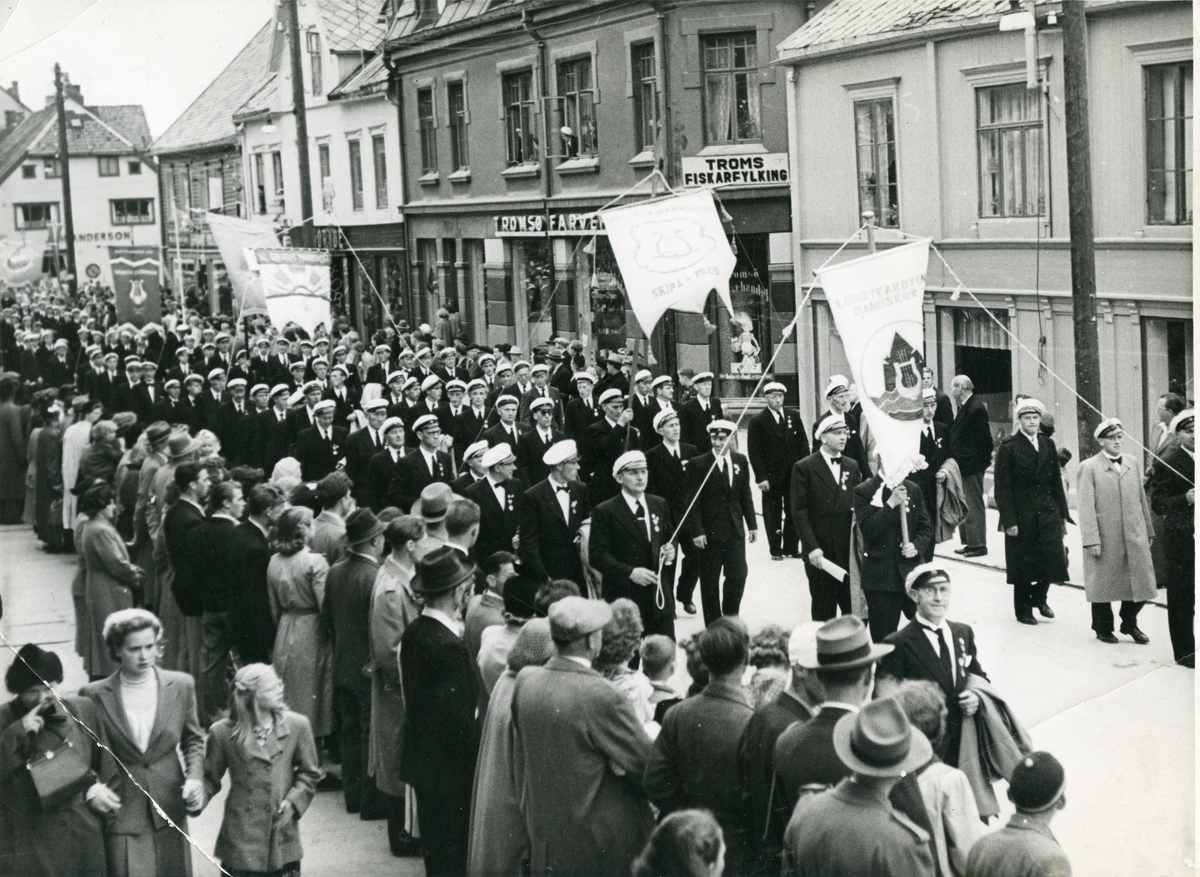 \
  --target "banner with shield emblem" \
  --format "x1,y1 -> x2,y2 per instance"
109,246 -> 163,327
